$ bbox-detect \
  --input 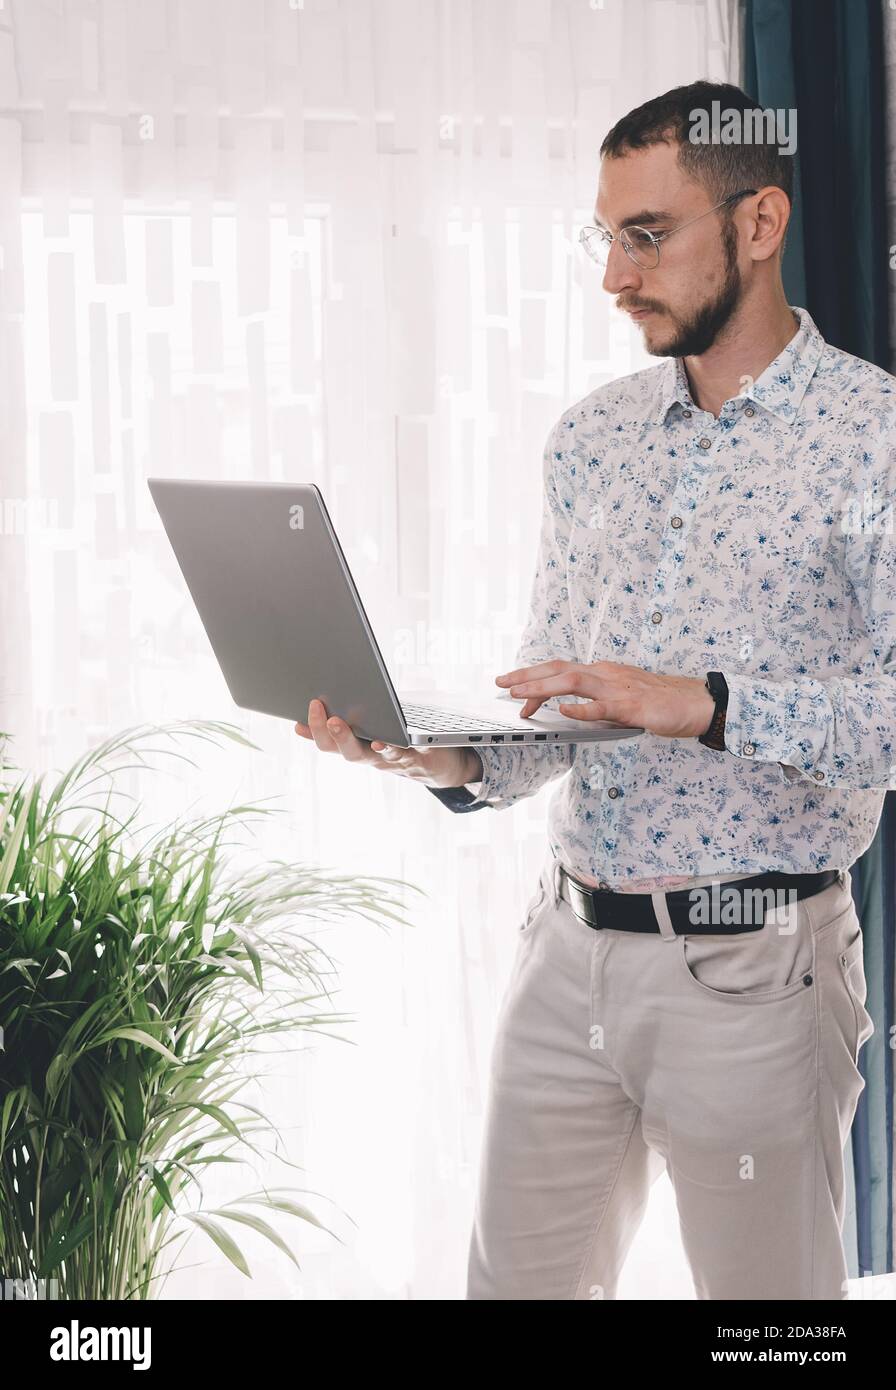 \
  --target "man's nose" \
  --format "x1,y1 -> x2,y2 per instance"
601,239 -> 642,296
